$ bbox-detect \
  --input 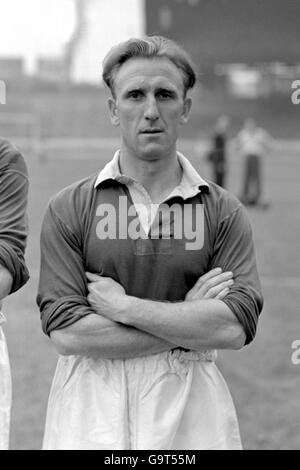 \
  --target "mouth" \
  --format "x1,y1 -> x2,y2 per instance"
140,129 -> 163,134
